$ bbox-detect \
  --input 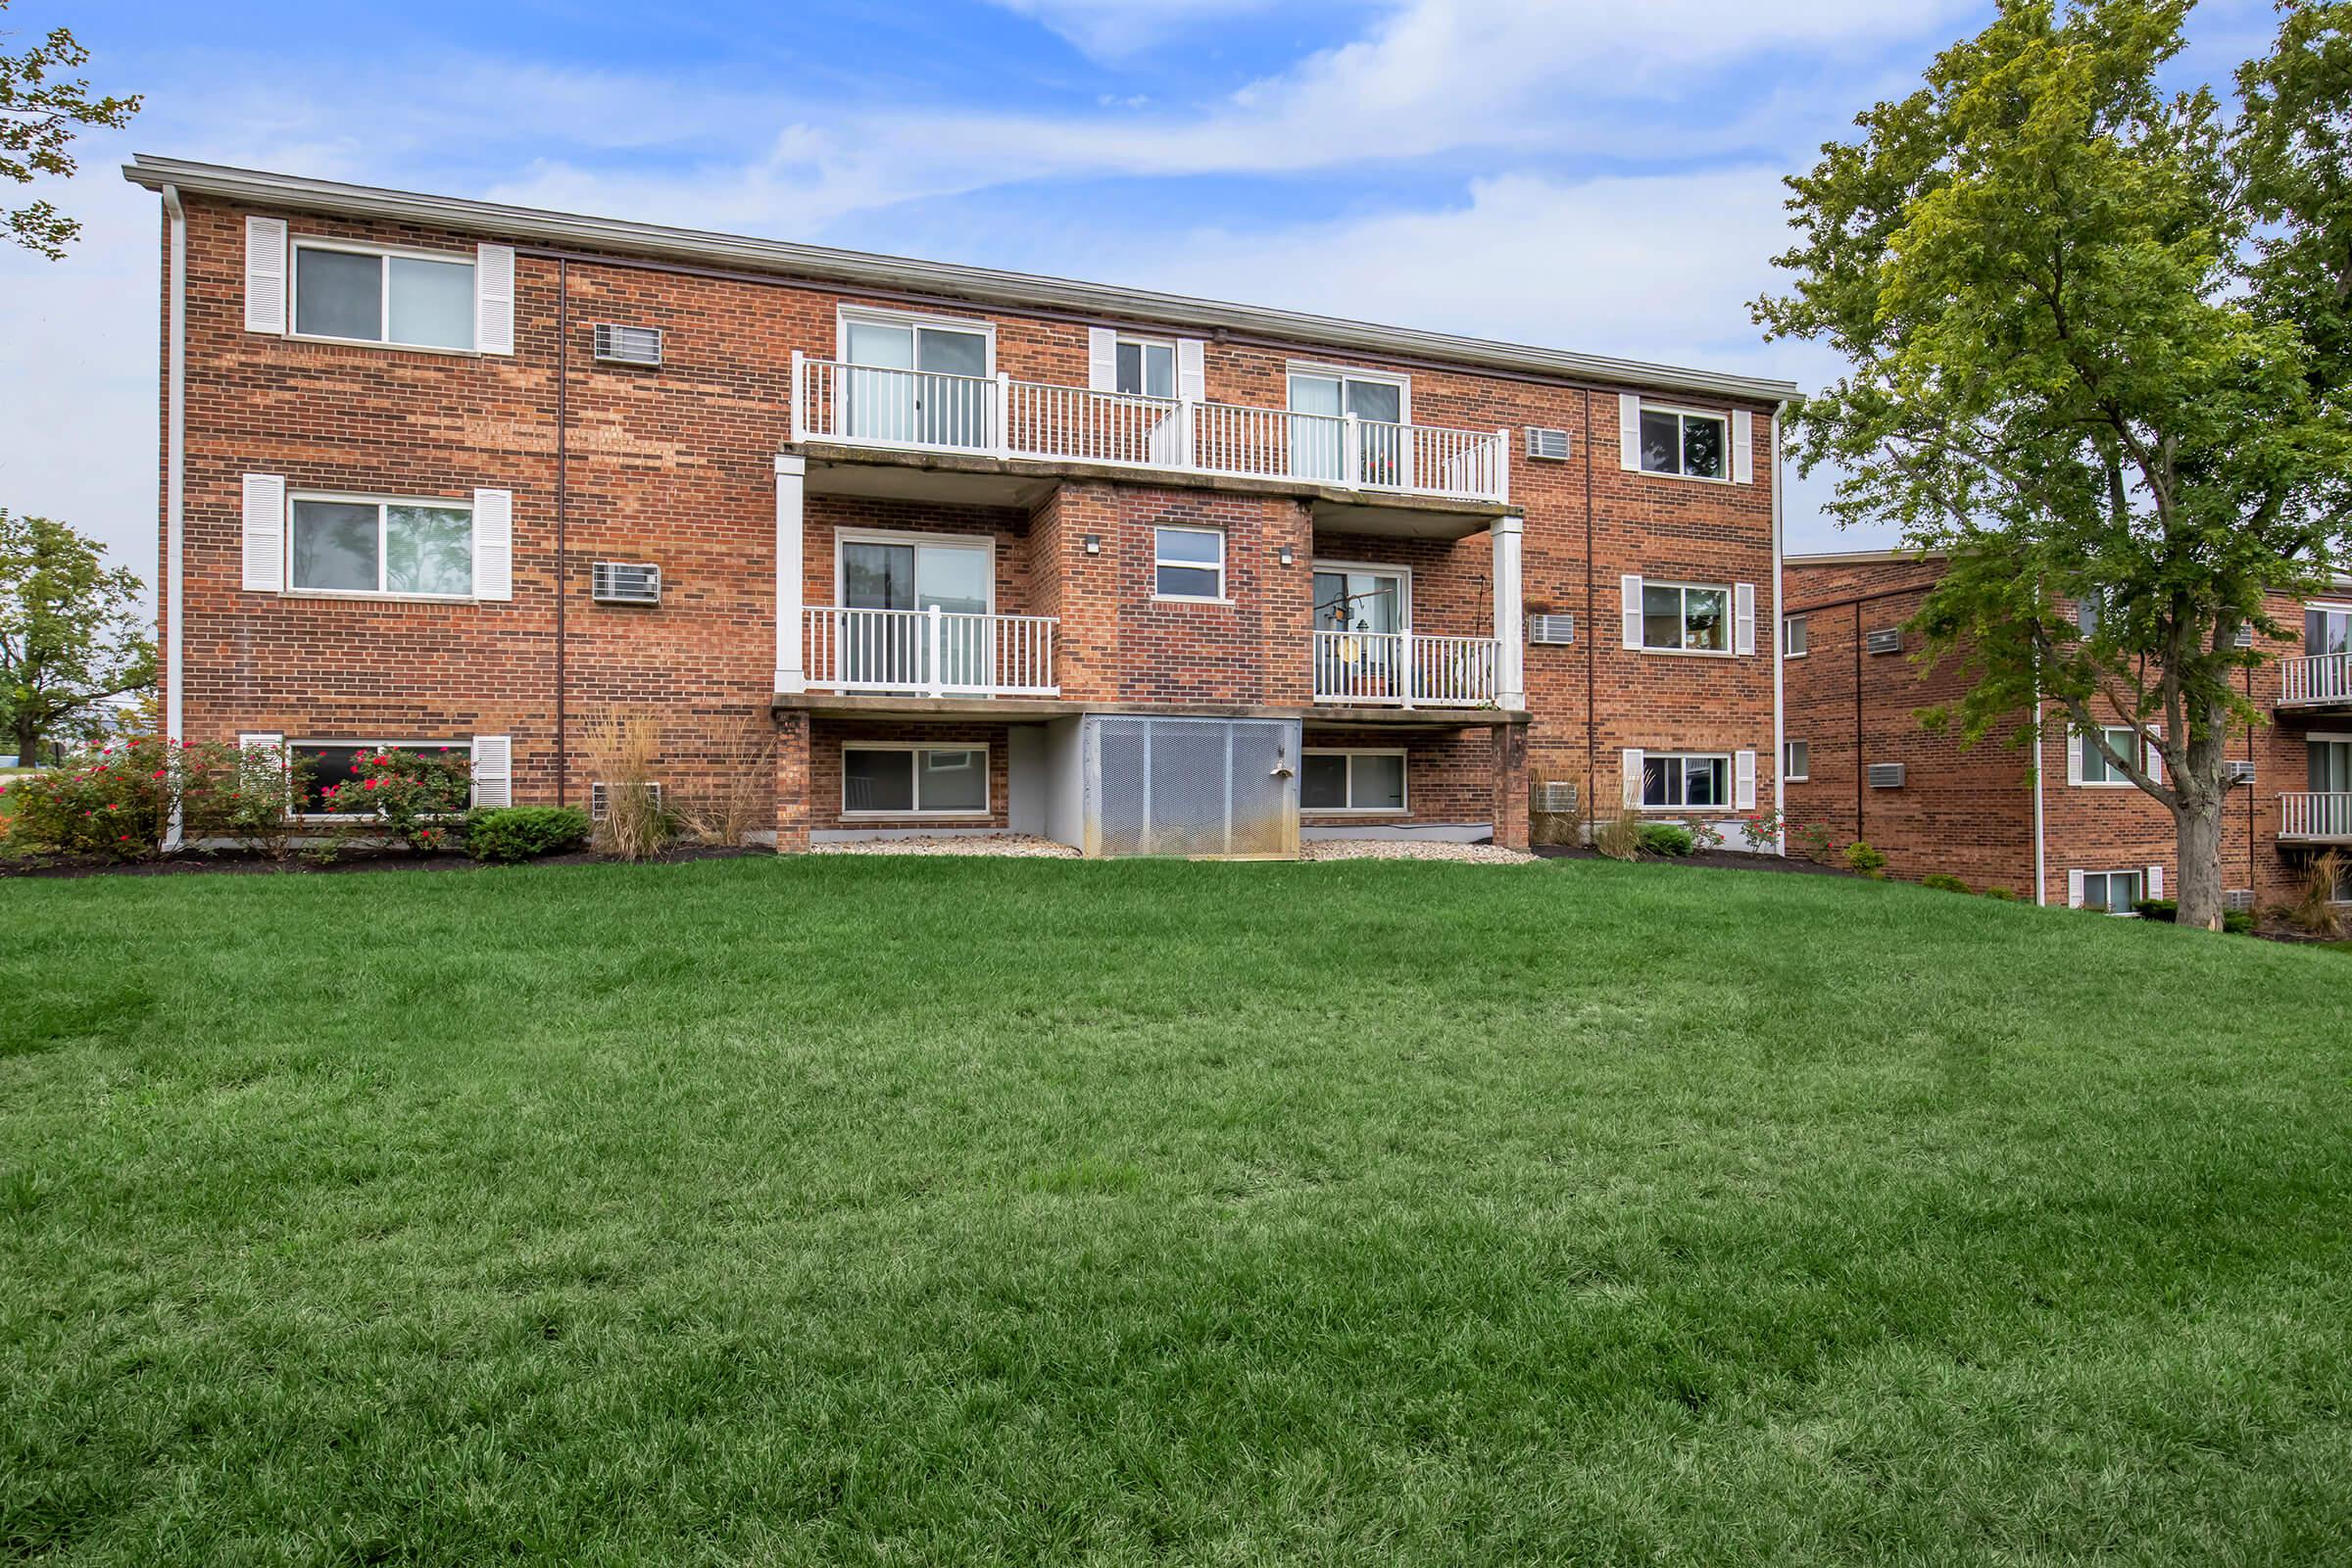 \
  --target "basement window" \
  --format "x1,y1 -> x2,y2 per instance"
291,741 -> 469,817
1301,750 -> 1407,813
1642,753 -> 1730,809
843,745 -> 989,816
2079,869 -> 2143,915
